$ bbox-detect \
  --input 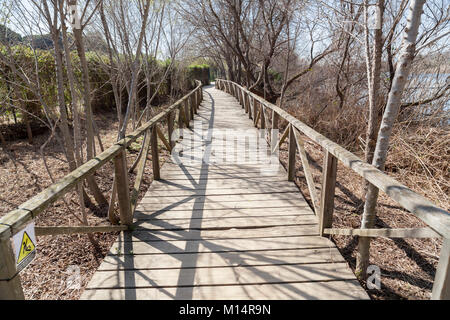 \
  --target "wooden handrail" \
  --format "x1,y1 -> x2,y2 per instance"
216,78 -> 450,300
215,79 -> 450,239
0,80 -> 203,241
35,225 -> 128,236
